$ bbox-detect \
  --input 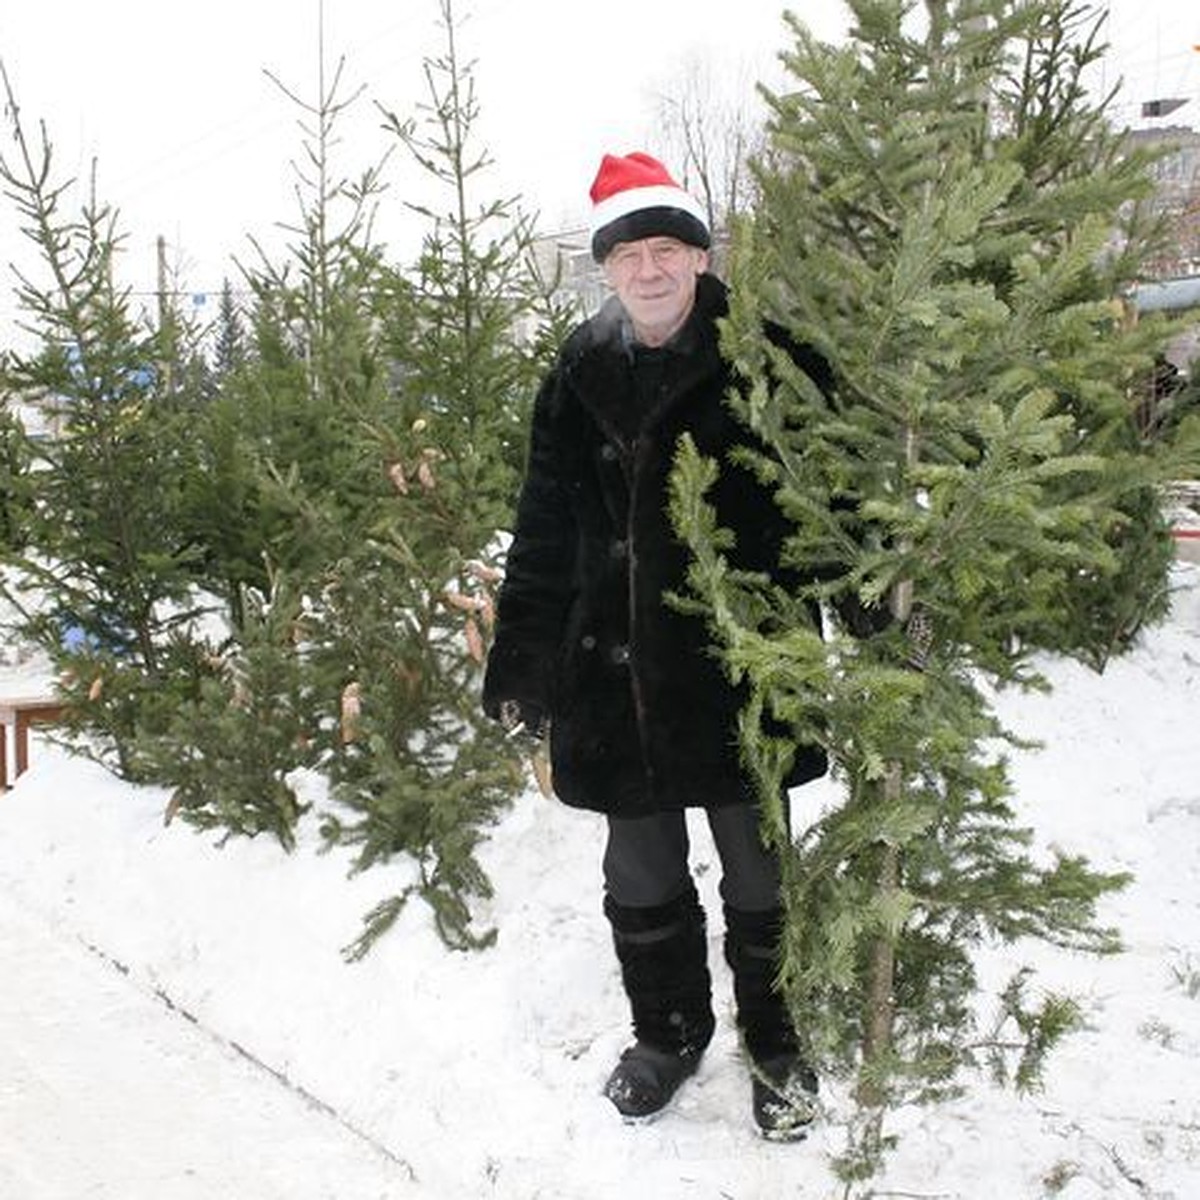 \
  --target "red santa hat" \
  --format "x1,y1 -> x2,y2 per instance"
587,151 -> 710,262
